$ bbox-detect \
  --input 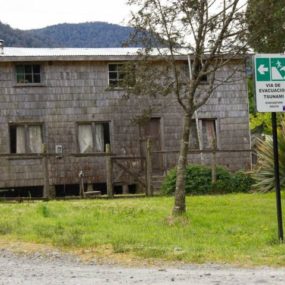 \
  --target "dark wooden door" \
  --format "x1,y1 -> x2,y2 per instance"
140,118 -> 162,171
